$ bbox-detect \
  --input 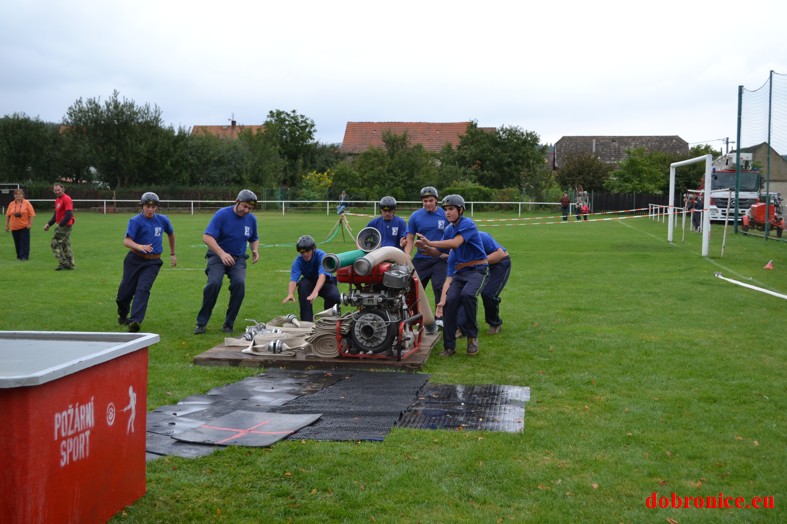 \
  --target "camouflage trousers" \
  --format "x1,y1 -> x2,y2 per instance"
51,225 -> 74,268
